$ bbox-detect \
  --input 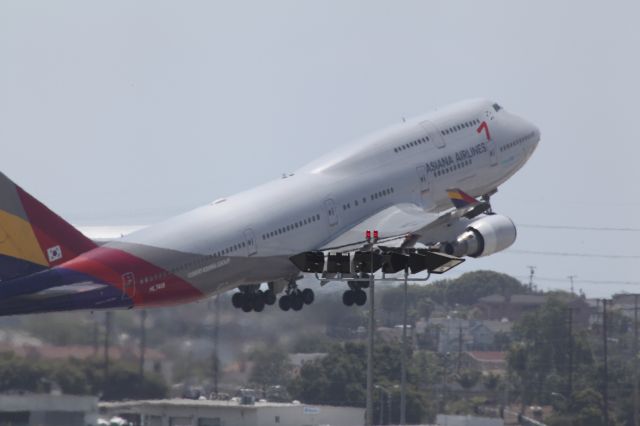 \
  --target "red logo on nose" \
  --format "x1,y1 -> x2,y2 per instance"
477,121 -> 491,141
